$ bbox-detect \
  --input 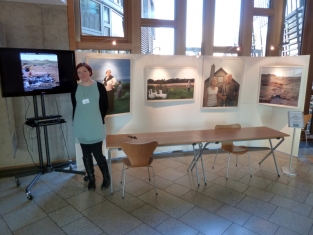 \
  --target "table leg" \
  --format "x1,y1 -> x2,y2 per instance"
192,144 -> 200,186
259,138 -> 285,176
108,148 -> 114,194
